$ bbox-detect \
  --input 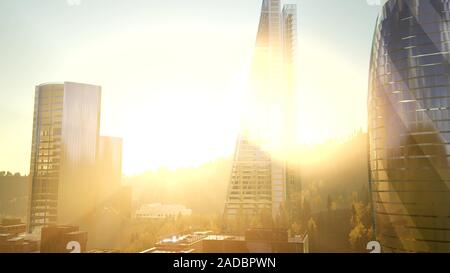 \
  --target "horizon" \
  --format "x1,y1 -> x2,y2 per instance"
0,129 -> 368,177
